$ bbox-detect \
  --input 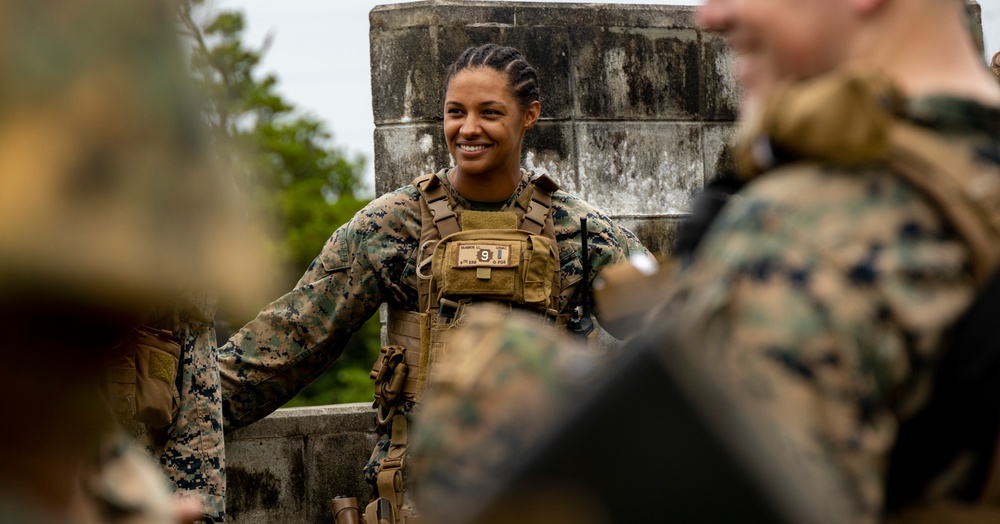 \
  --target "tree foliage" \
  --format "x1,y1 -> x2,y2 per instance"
180,1 -> 380,406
